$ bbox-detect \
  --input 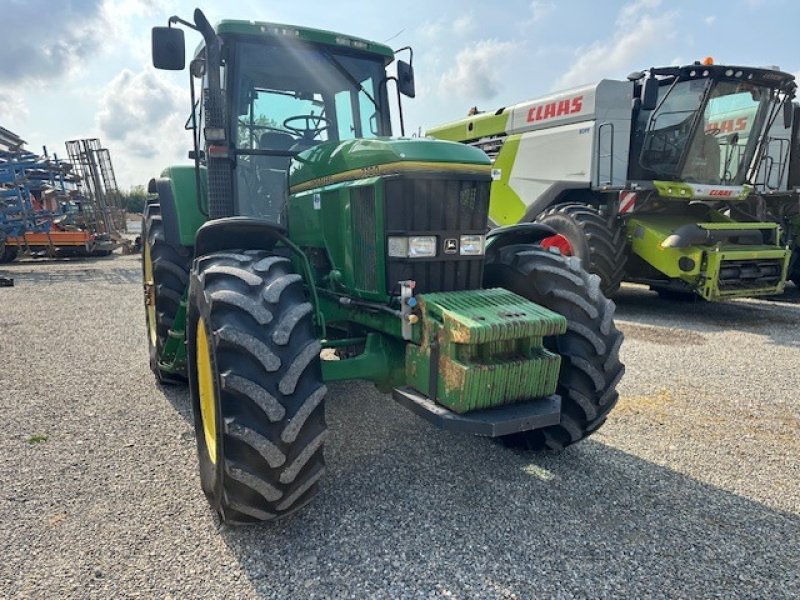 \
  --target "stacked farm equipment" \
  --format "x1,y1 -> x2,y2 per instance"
0,129 -> 129,262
